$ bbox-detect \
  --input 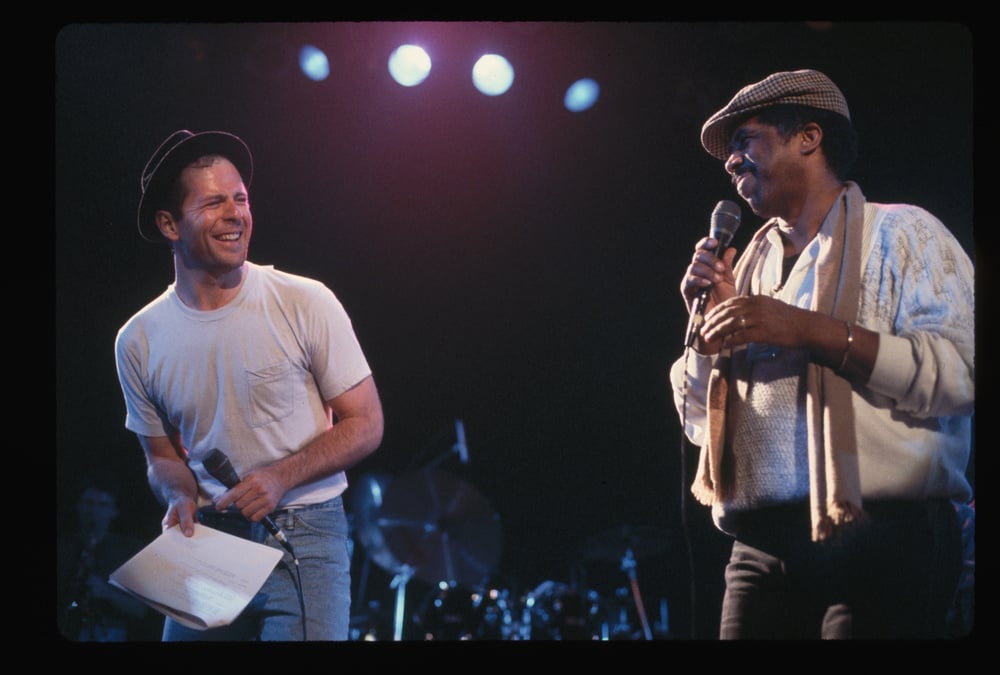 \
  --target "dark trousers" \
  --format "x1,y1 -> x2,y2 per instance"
719,499 -> 962,639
